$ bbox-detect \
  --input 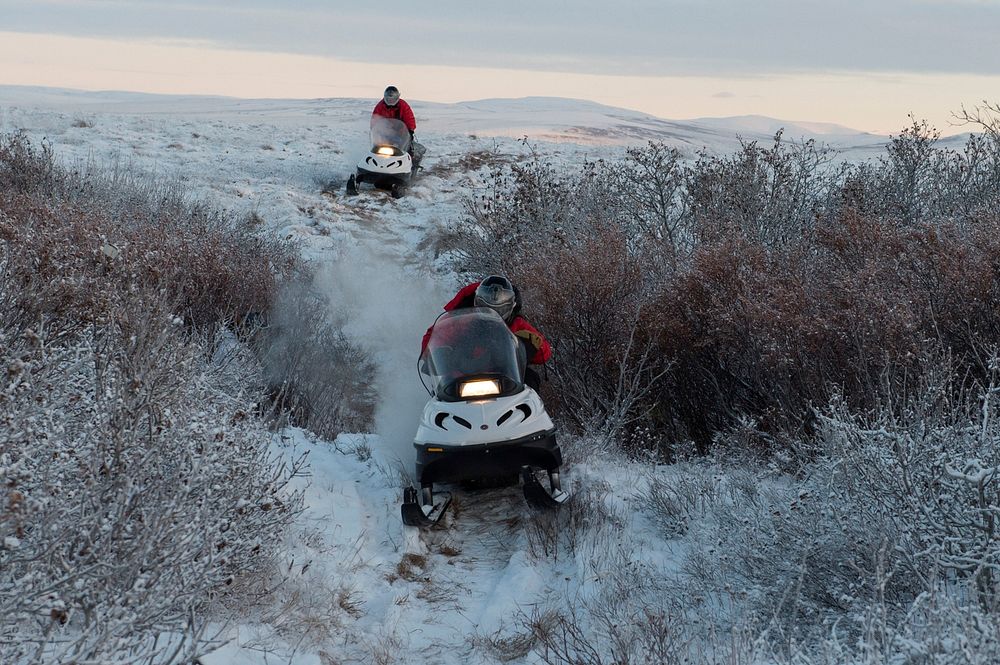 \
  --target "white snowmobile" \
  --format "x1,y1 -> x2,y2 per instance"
401,308 -> 568,527
346,116 -> 423,199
